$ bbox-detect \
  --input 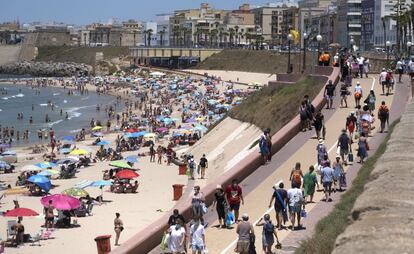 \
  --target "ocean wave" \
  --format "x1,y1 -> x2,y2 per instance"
53,93 -> 61,96
70,128 -> 82,133
46,119 -> 63,127
39,103 -> 48,106
2,93 -> 24,100
0,109 -> 2,112
81,96 -> 89,100
15,93 -> 24,97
